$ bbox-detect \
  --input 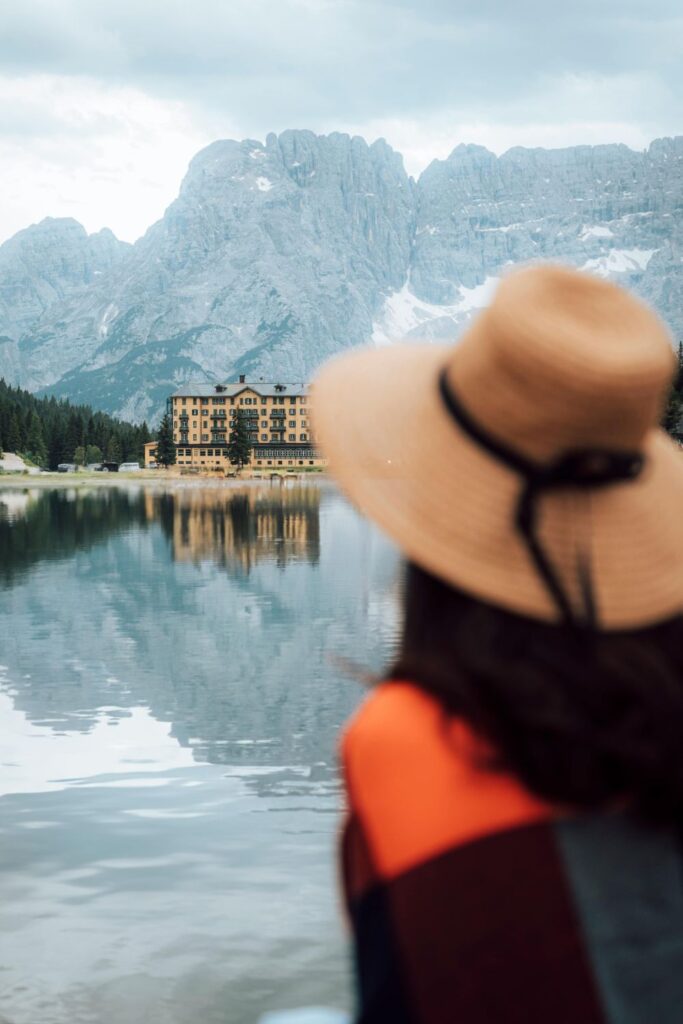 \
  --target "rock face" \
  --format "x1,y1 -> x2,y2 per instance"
0,218 -> 130,389
377,137 -> 683,345
0,131 -> 681,421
